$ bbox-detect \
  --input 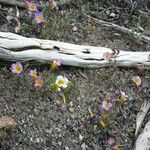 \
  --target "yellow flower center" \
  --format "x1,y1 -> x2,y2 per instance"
16,65 -> 21,71
58,80 -> 64,86
37,16 -> 43,22
104,102 -> 109,108
51,60 -> 57,69
36,79 -> 42,85
32,72 -> 37,78
134,78 -> 140,83
30,3 -> 35,10
105,53 -> 111,60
